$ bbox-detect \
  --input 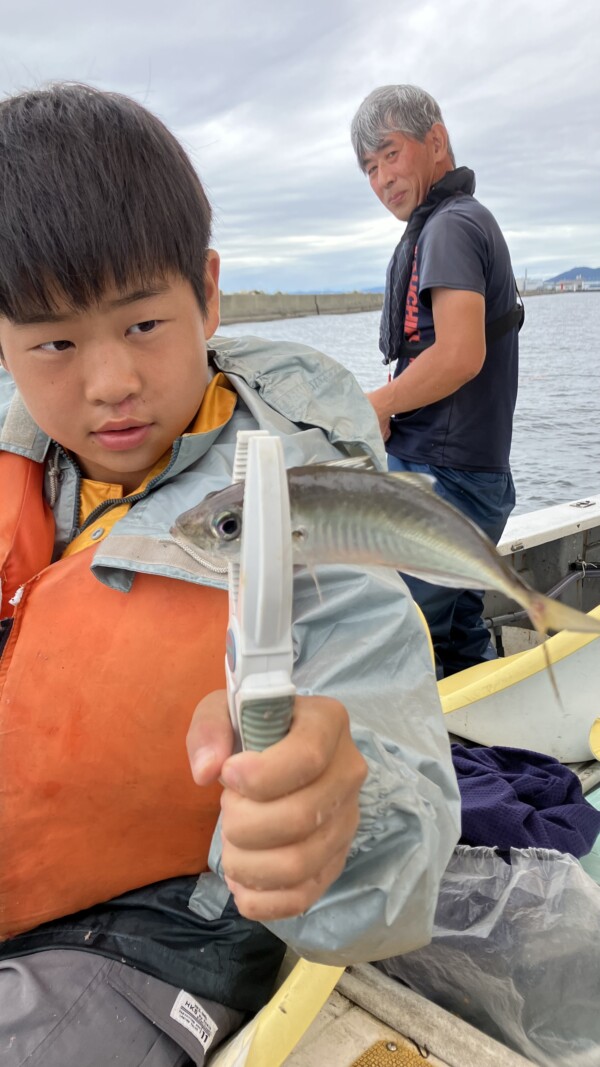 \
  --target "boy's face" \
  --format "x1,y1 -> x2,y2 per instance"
0,255 -> 220,493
